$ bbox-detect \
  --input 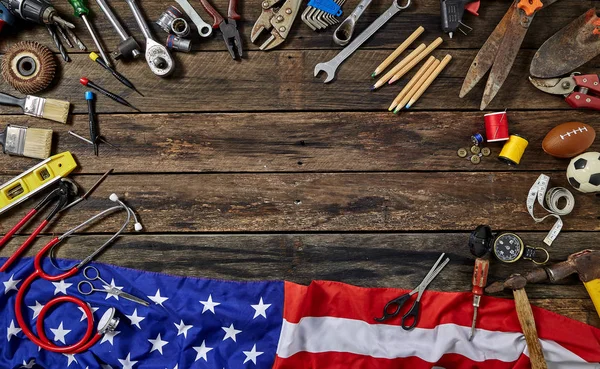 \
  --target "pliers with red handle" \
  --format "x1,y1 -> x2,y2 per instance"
529,73 -> 600,111
198,0 -> 242,59
0,179 -> 77,272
